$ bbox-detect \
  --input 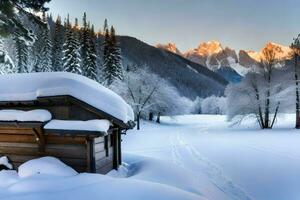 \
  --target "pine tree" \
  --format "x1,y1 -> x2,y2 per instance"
0,0 -> 51,41
86,24 -> 97,79
95,31 -> 104,81
103,26 -> 123,86
33,12 -> 52,72
103,19 -> 109,33
0,38 -> 15,74
62,15 -> 81,74
40,13 -> 52,72
80,13 -> 97,80
52,16 -> 64,71
14,36 -> 29,73
80,12 -> 89,73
